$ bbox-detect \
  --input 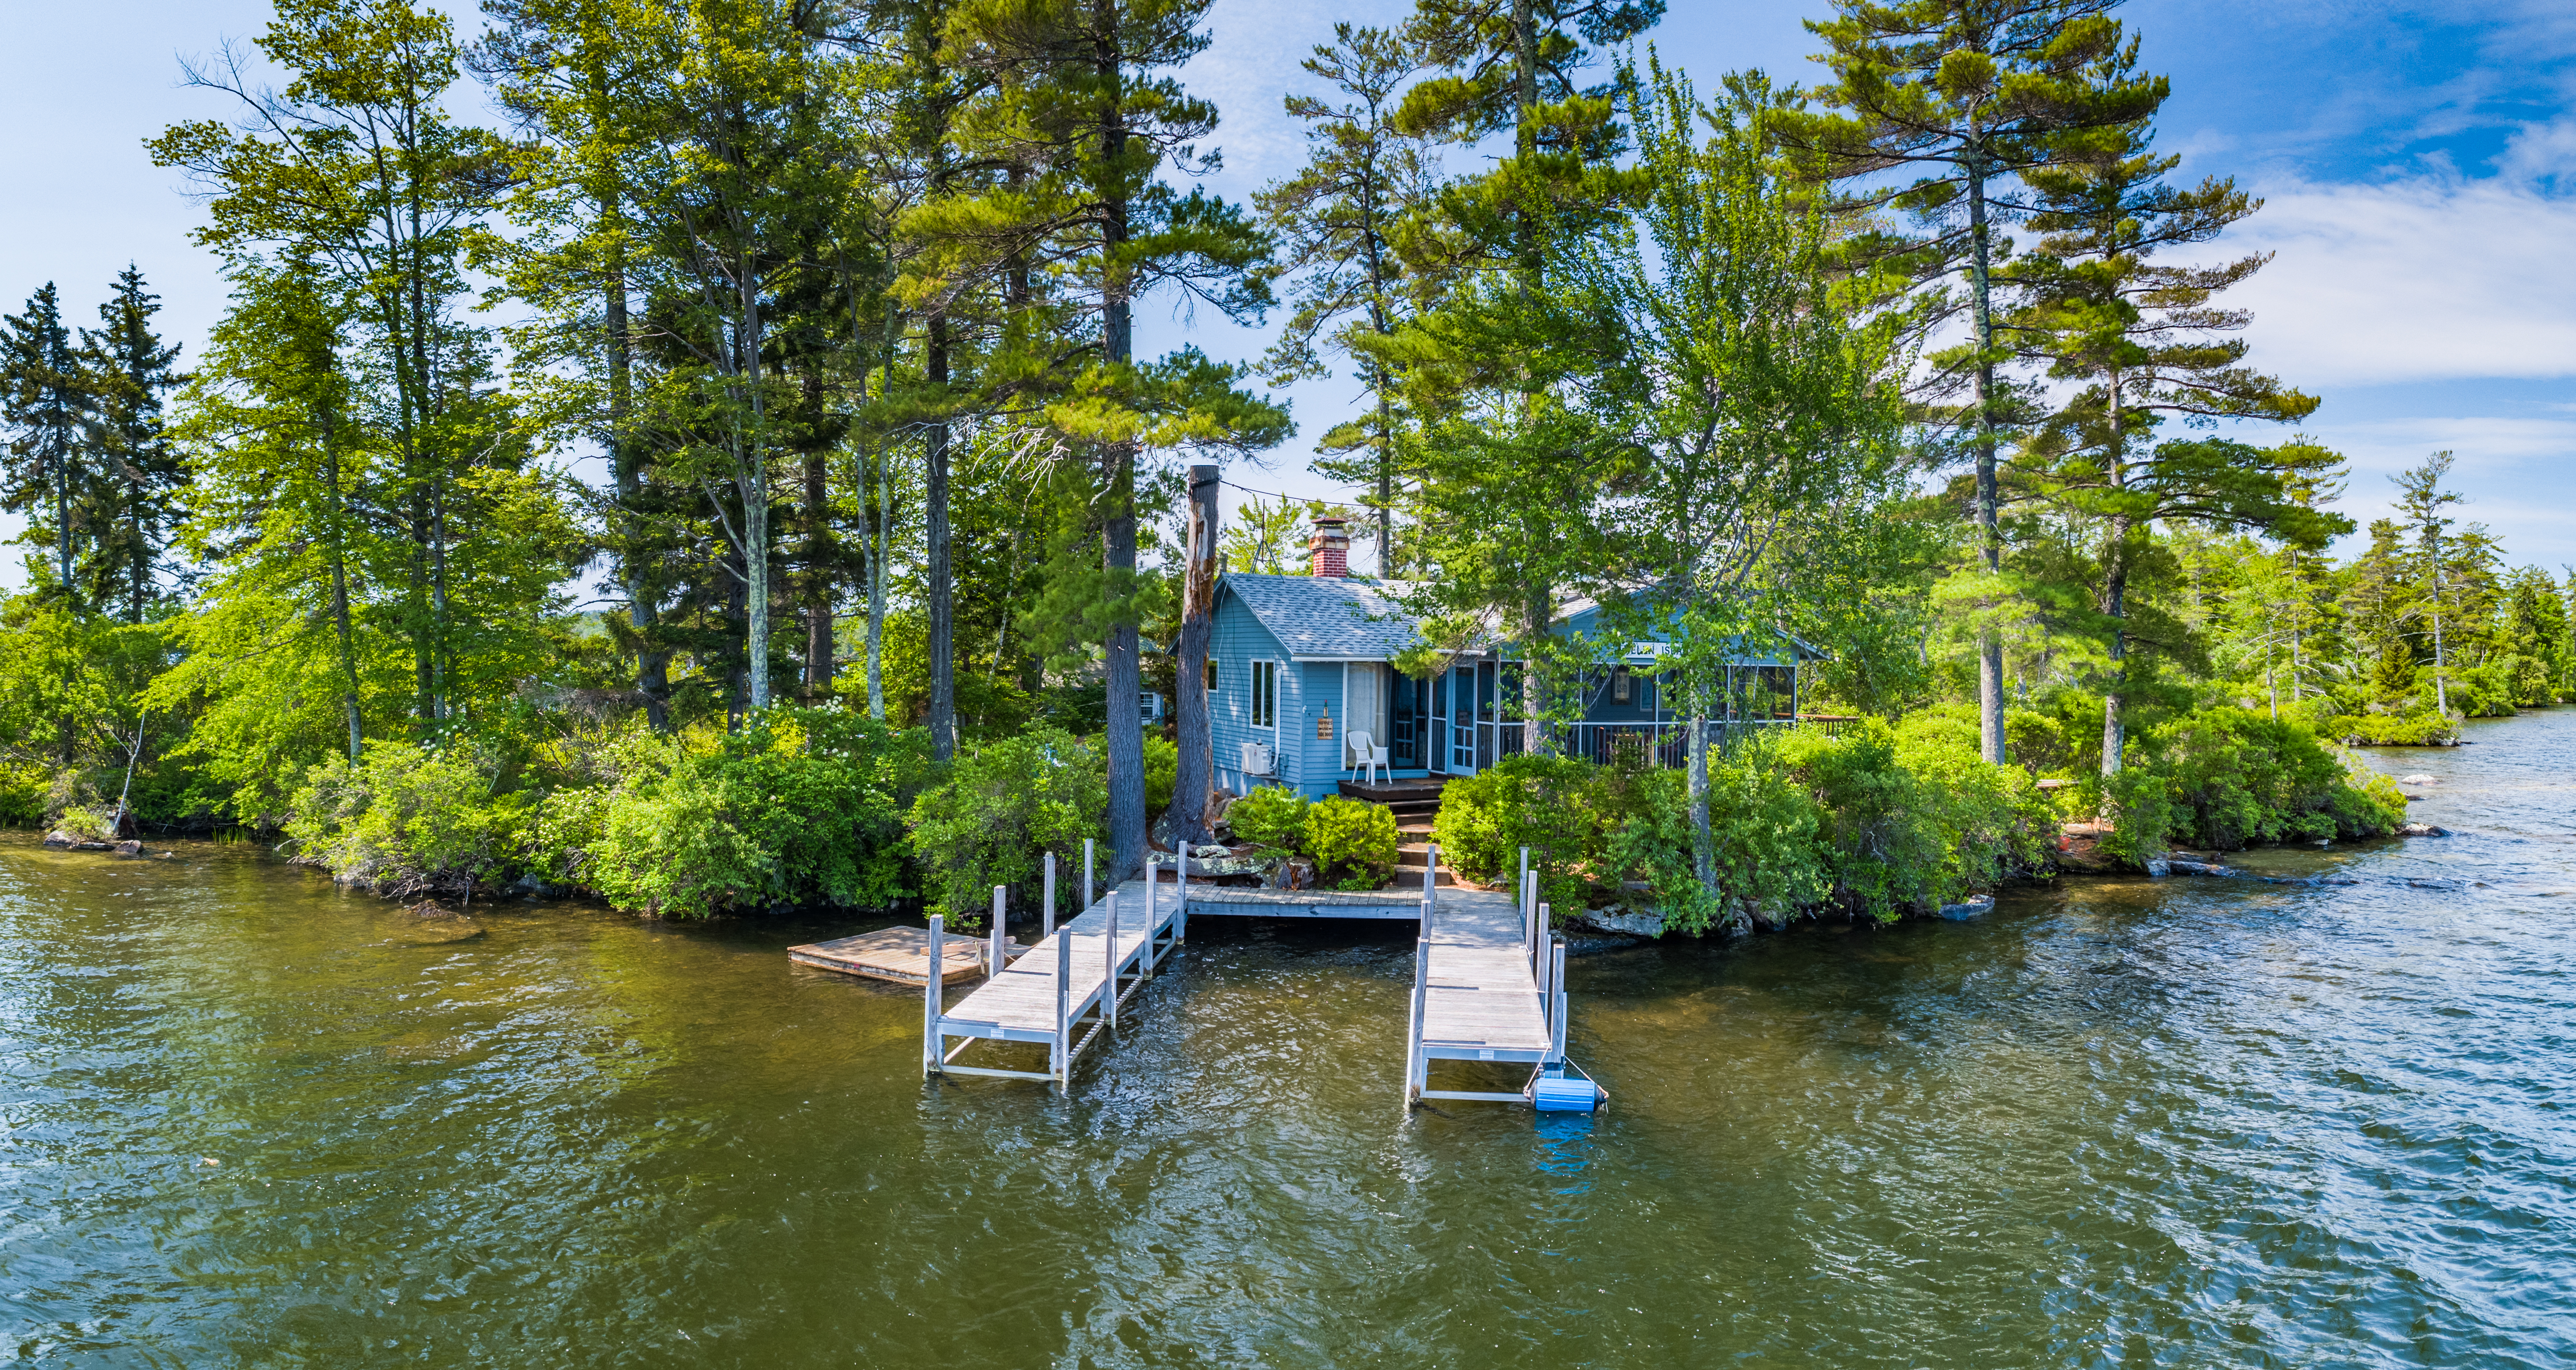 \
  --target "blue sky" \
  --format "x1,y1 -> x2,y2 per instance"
5,0 -> 2571,588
